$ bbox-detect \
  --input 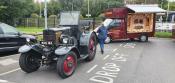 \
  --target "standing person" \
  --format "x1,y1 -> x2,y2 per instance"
97,24 -> 107,54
